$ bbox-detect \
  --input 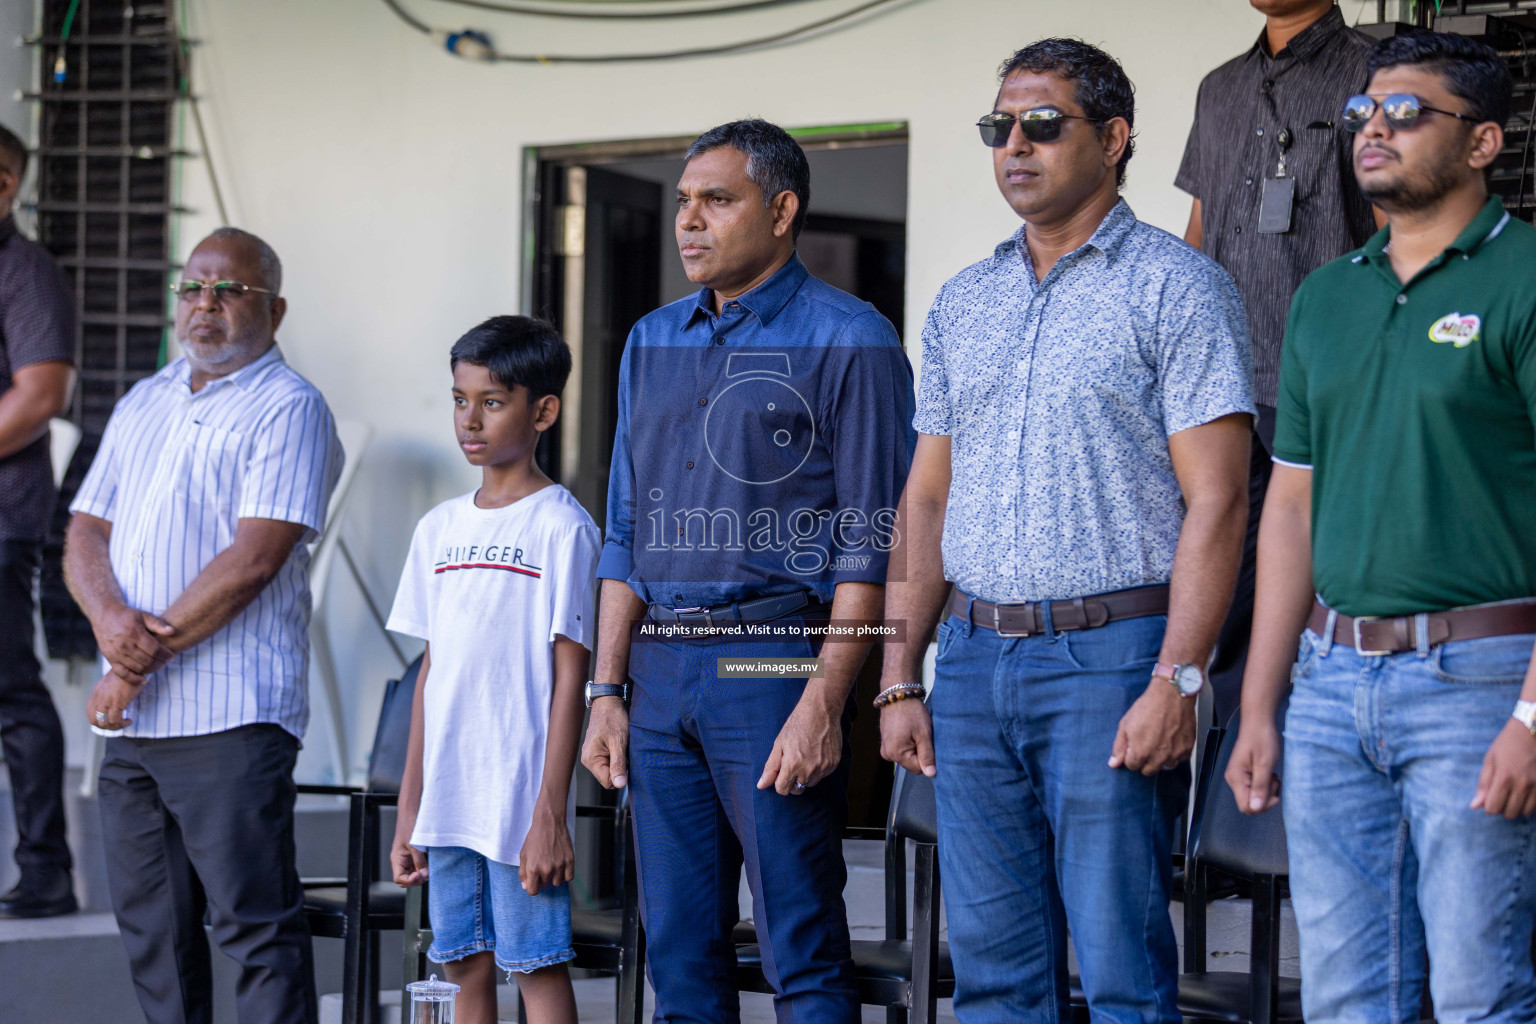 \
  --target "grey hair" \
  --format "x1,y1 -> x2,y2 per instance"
684,119 -> 811,239
204,226 -> 282,294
